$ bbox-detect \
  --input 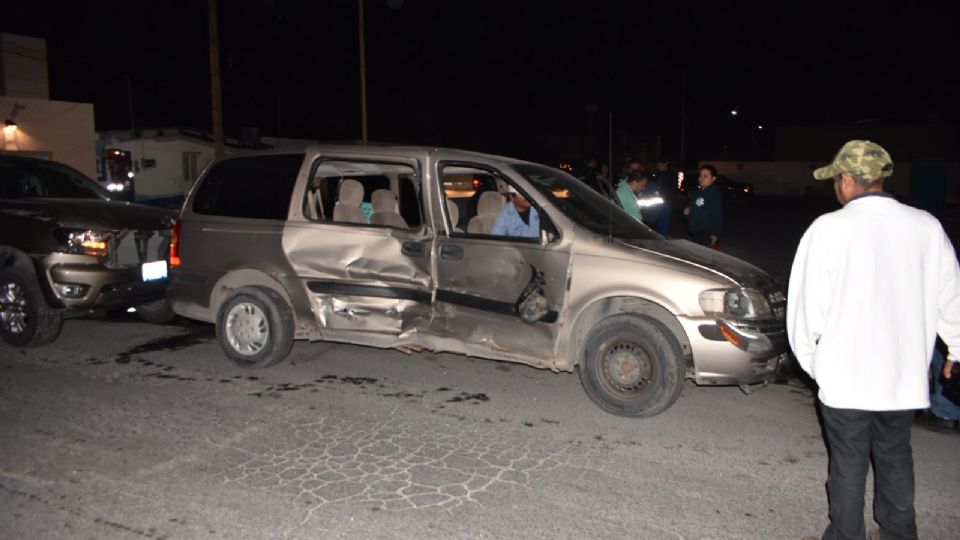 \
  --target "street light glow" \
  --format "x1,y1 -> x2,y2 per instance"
730,109 -> 738,116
